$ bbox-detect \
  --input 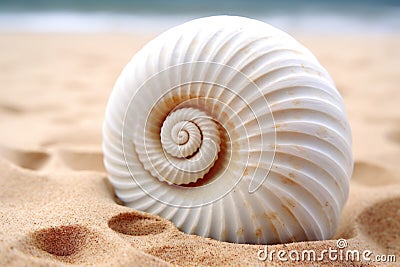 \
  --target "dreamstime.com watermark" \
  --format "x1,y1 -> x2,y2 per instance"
257,239 -> 397,263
